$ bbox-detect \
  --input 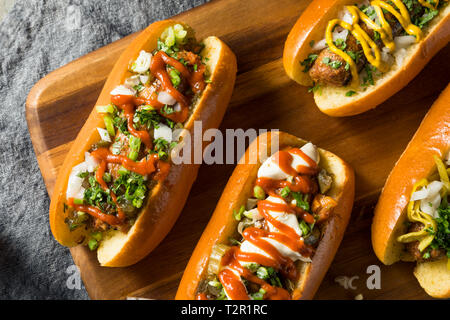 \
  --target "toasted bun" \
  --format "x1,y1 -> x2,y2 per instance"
283,0 -> 450,117
371,84 -> 450,298
414,258 -> 450,299
175,131 -> 355,300
49,20 -> 237,267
